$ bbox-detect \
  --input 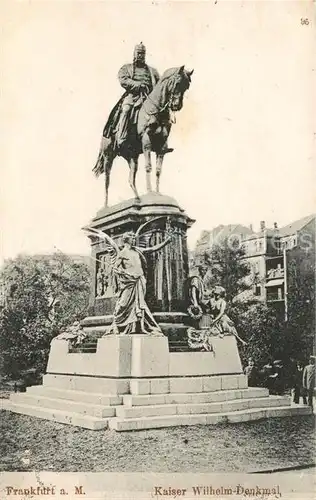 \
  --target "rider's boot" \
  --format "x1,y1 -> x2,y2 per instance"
162,147 -> 174,154
116,106 -> 130,148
